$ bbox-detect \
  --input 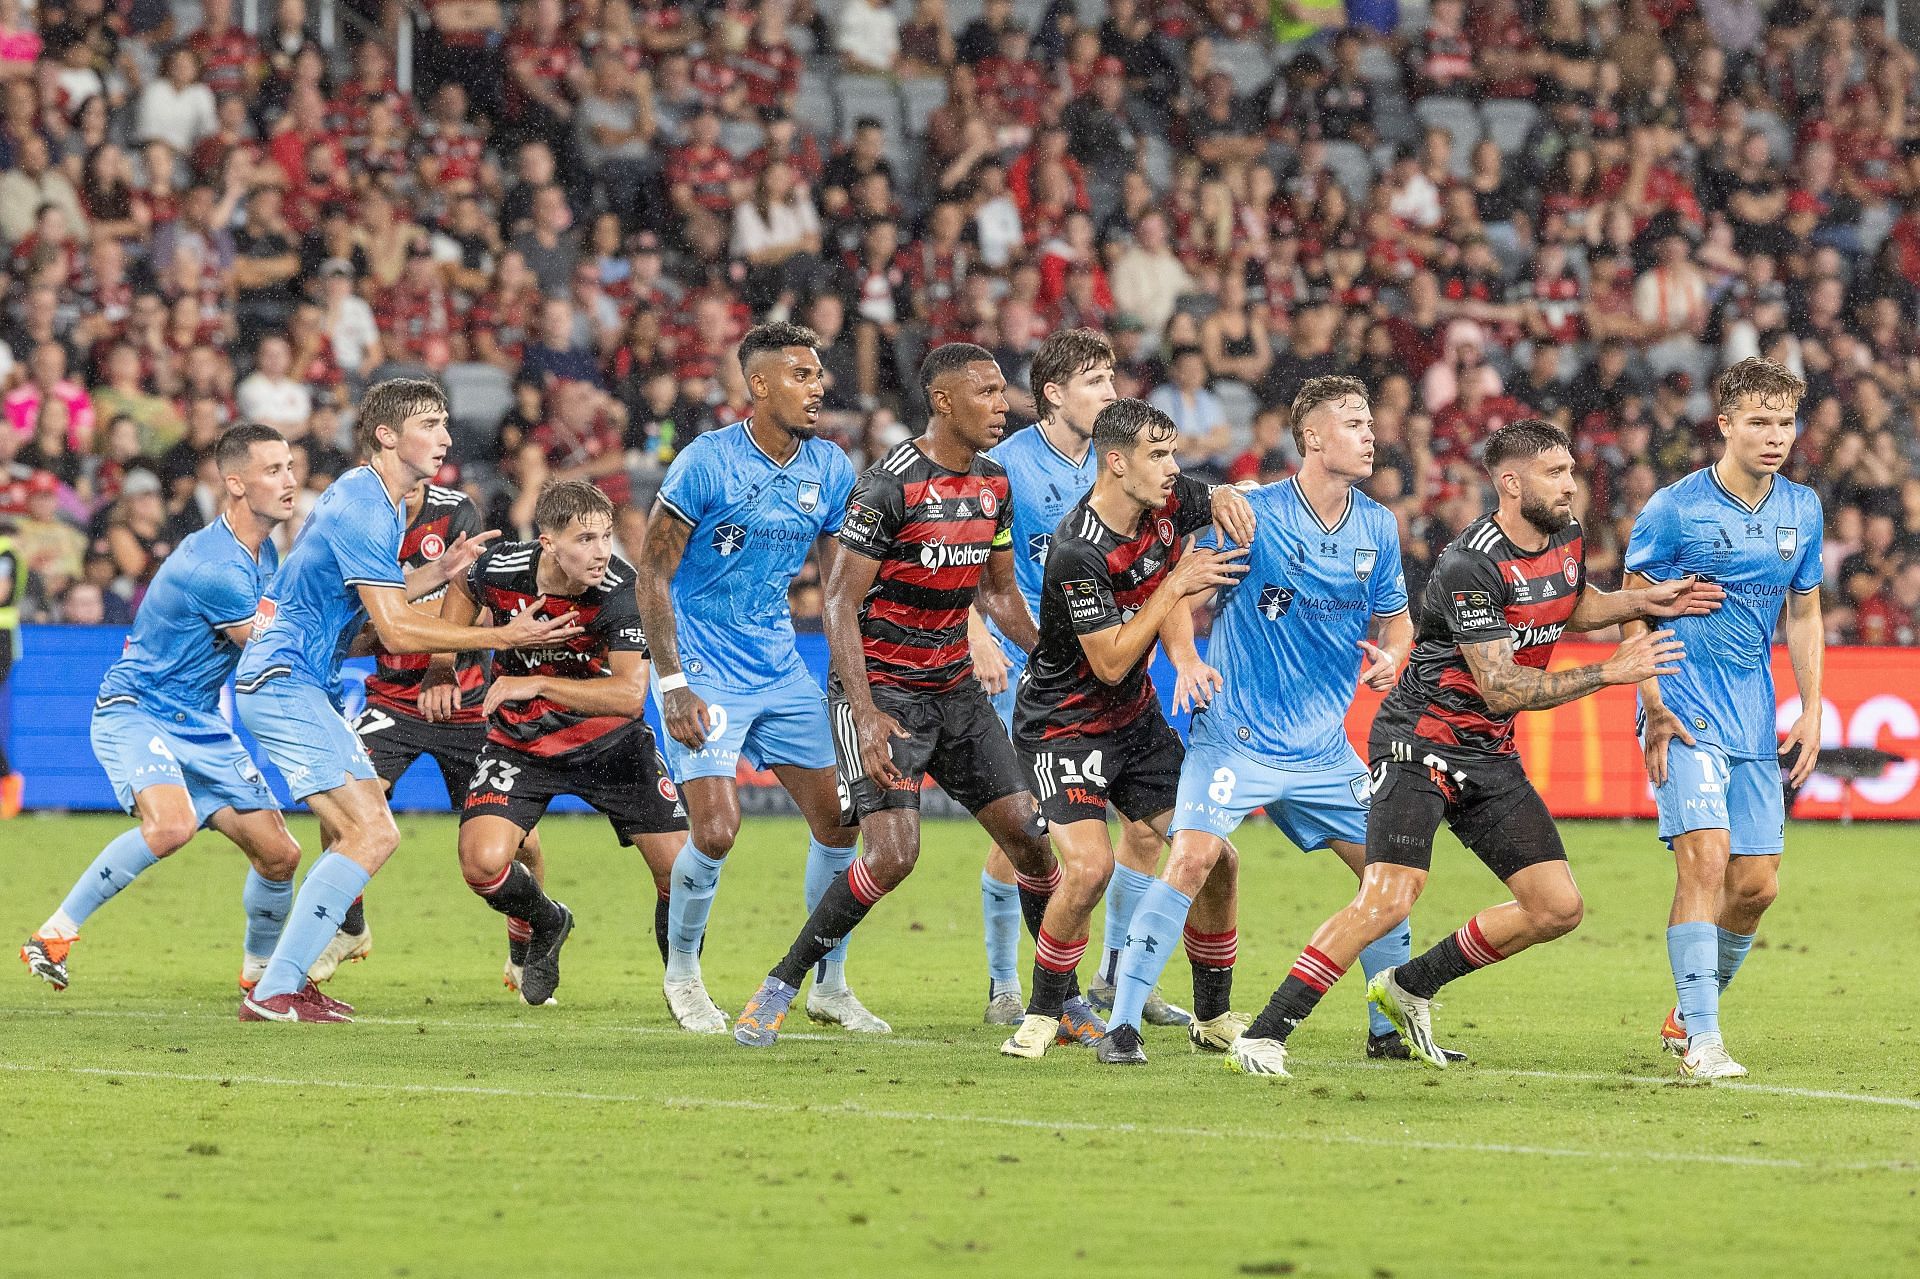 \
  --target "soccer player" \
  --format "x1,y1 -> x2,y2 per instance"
449,480 -> 689,1006
1622,358 -> 1823,1081
327,477 -> 549,991
732,343 -> 1074,1048
999,398 -> 1248,1060
234,378 -> 582,1022
21,425 -> 304,991
635,321 -> 878,1035
1224,420 -> 1719,1078
1098,376 -> 1443,1066
970,328 -> 1195,1028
